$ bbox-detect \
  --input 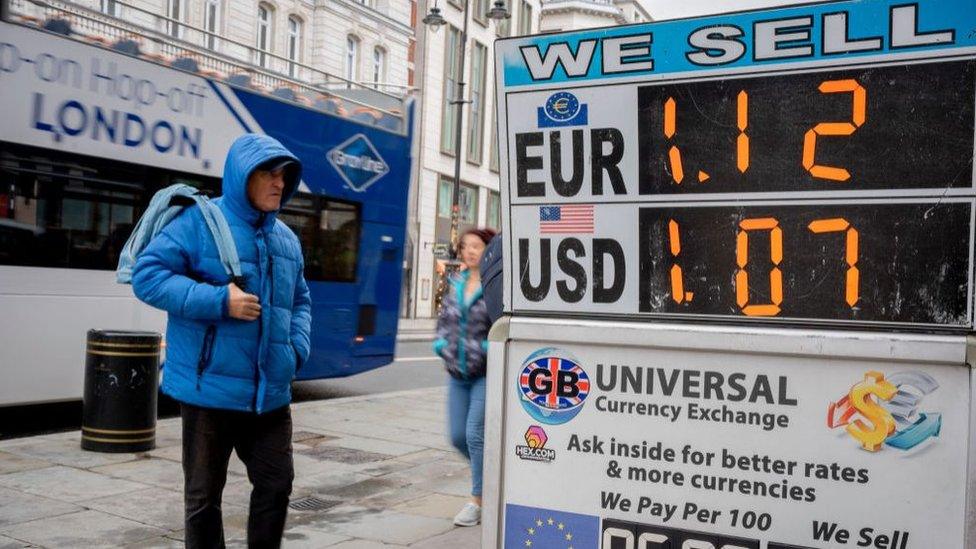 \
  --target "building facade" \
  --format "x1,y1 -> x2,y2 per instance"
539,0 -> 651,32
406,0 -> 542,318
78,0 -> 414,92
